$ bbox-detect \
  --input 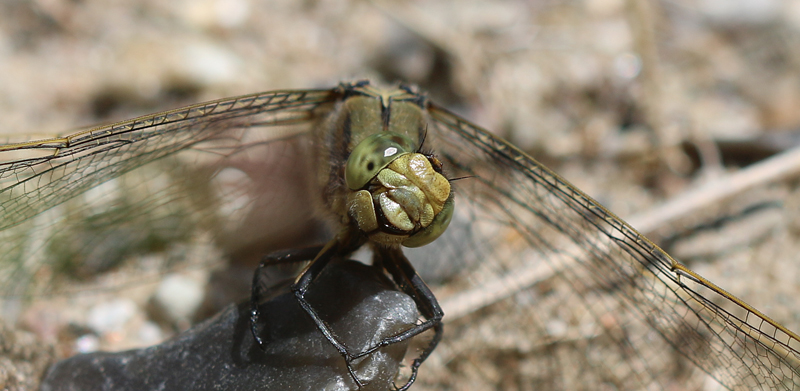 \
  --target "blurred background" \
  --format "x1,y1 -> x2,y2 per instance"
2,0 -> 800,389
